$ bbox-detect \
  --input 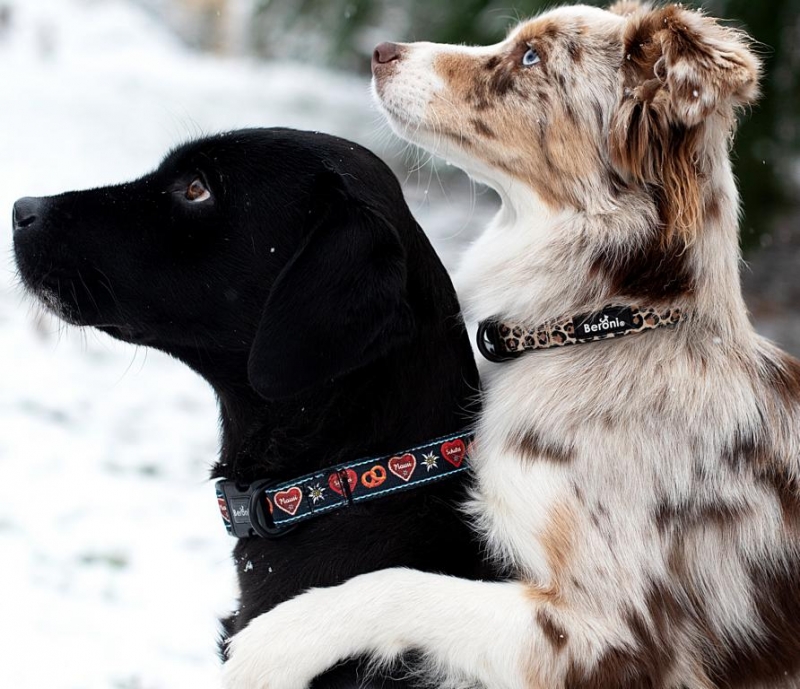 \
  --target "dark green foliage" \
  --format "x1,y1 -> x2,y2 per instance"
401,0 -> 541,46
252,0 -> 799,250
705,0 -> 800,249
252,0 -> 561,69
